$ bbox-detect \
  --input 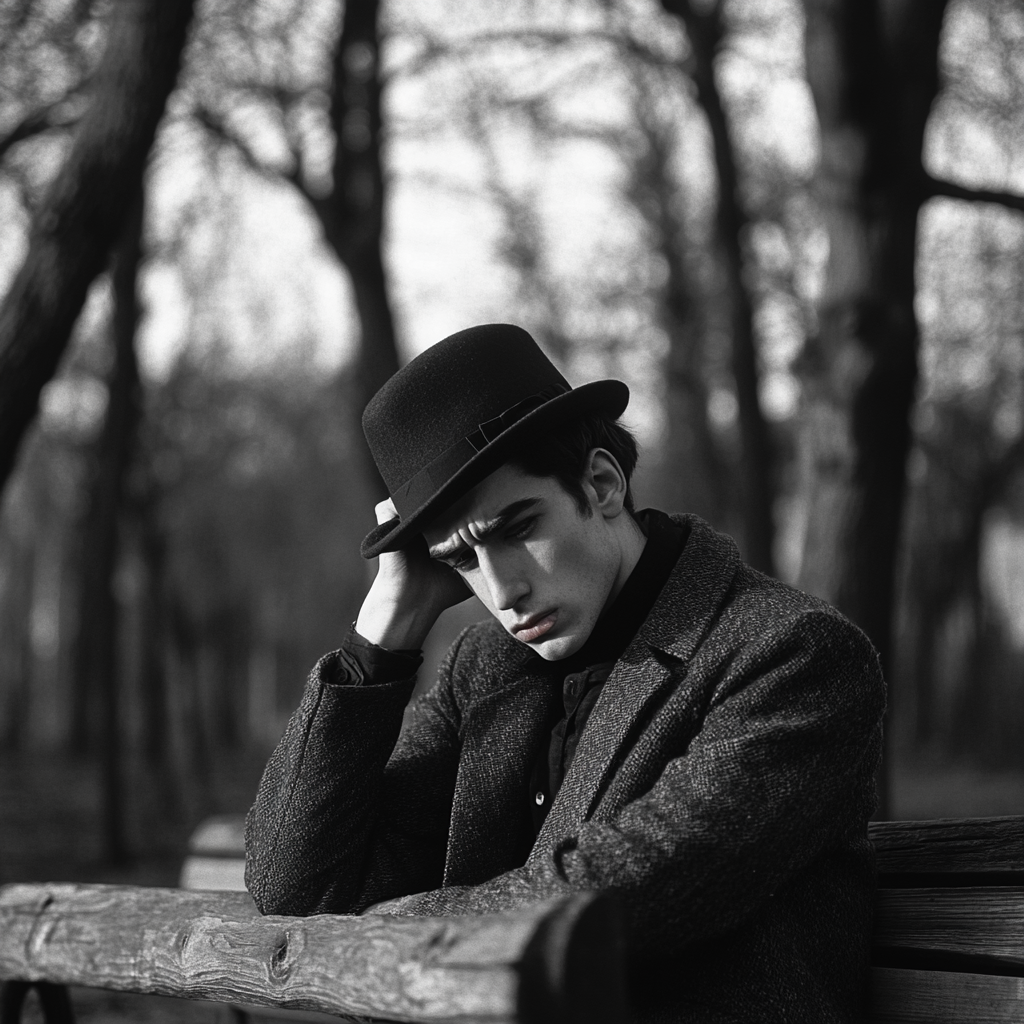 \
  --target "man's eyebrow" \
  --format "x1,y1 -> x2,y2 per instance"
429,498 -> 541,561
